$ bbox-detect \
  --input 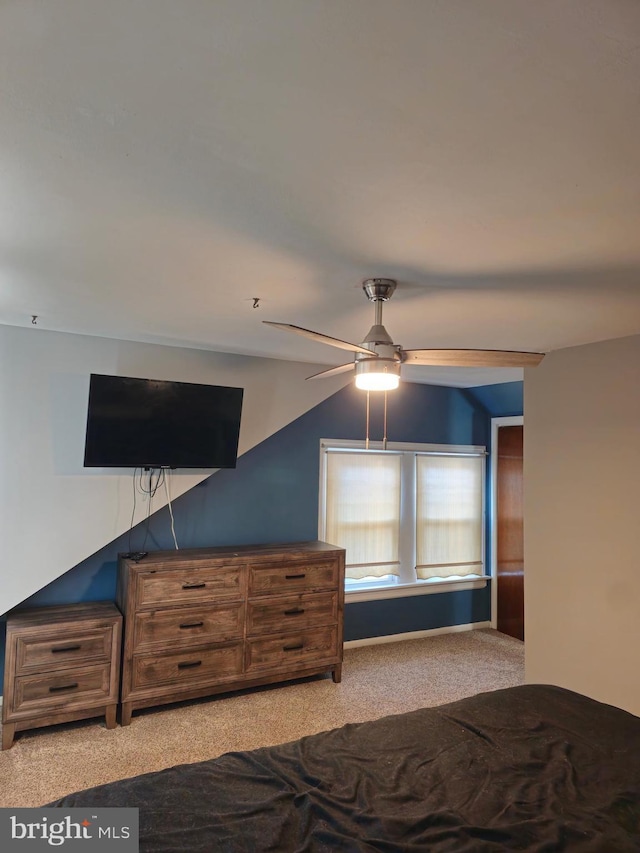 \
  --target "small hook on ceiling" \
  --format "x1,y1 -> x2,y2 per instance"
31,315 -> 38,325
252,298 -> 261,309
